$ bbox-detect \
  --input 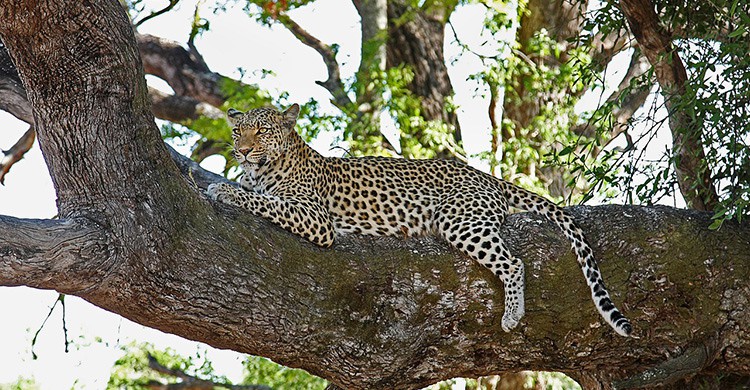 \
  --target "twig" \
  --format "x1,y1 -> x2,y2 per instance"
274,14 -> 352,109
31,293 -> 67,360
134,0 -> 181,27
